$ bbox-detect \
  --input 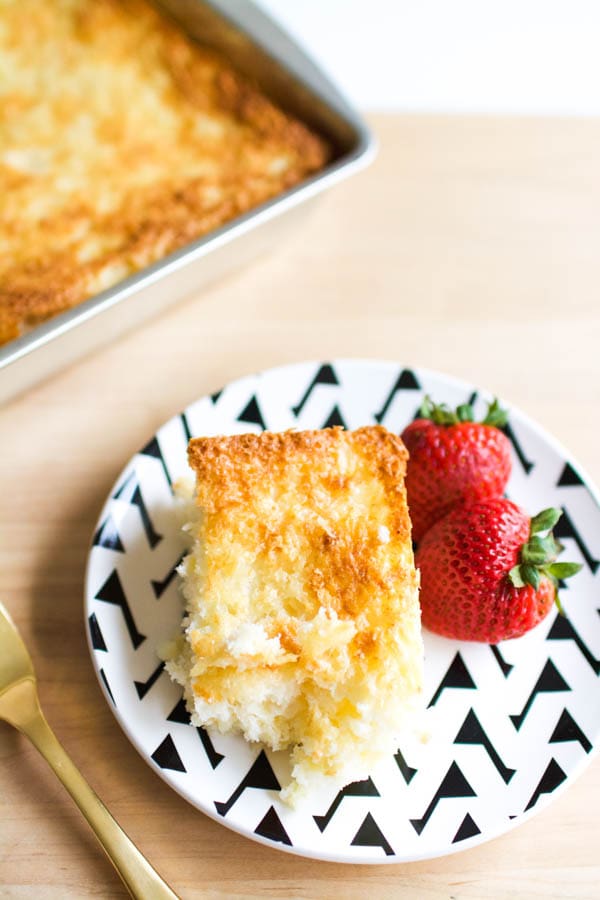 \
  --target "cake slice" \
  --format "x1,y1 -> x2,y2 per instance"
165,426 -> 423,803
